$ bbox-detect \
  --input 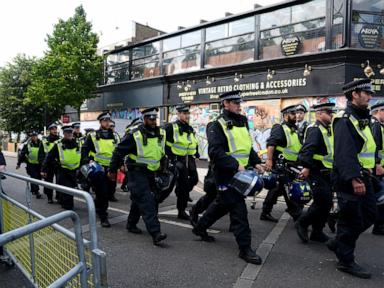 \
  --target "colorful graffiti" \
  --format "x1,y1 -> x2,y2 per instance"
111,108 -> 142,120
